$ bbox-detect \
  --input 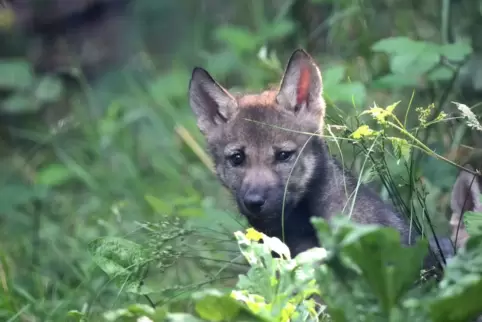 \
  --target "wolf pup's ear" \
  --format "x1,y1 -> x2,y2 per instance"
276,49 -> 325,121
189,67 -> 237,135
